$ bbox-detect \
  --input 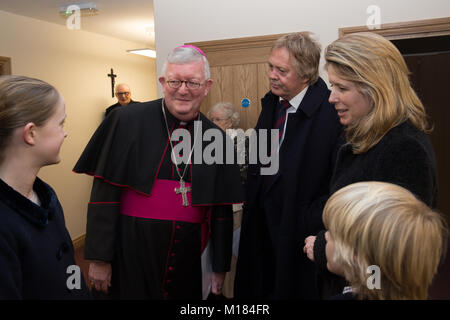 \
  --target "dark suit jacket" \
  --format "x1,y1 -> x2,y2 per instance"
235,77 -> 343,299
